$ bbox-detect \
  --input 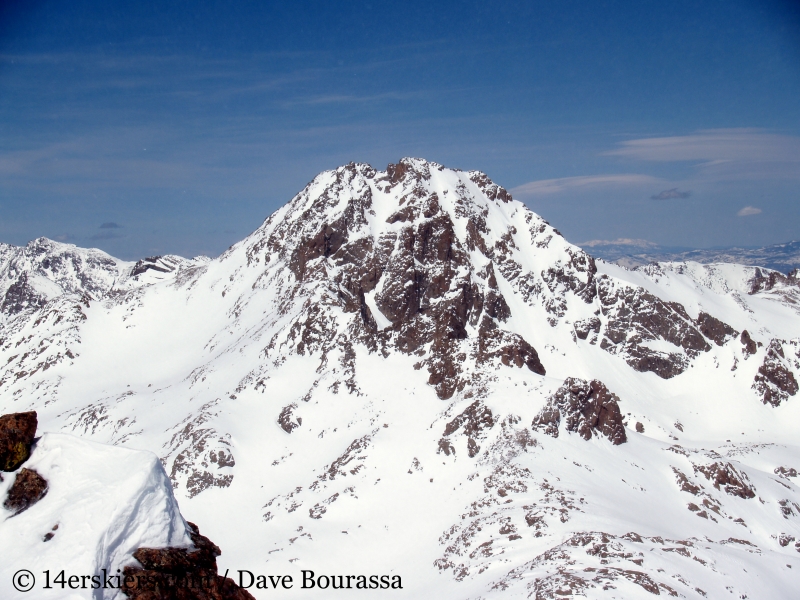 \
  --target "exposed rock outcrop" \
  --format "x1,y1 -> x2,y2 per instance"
695,311 -> 737,346
532,378 -> 627,445
131,256 -> 176,277
740,330 -> 758,357
752,339 -> 799,406
439,400 -> 496,457
775,466 -> 798,479
476,321 -> 546,376
573,317 -> 601,342
122,521 -> 255,600
1,273 -> 49,315
0,410 -> 38,471
278,404 -> 302,433
3,467 -> 48,515
749,267 -> 800,294
596,276 -> 724,379
694,462 -> 756,499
